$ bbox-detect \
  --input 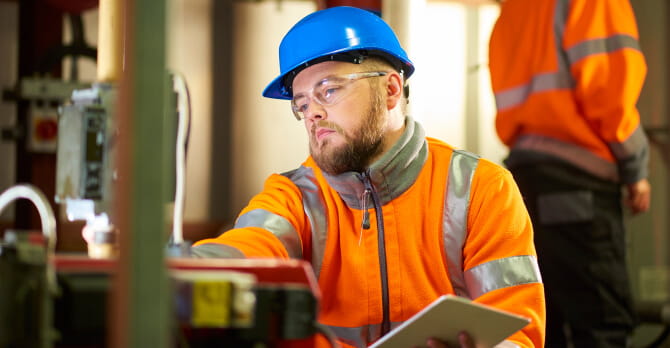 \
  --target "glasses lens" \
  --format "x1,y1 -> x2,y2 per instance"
290,72 -> 387,121
291,95 -> 309,120
314,79 -> 348,106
